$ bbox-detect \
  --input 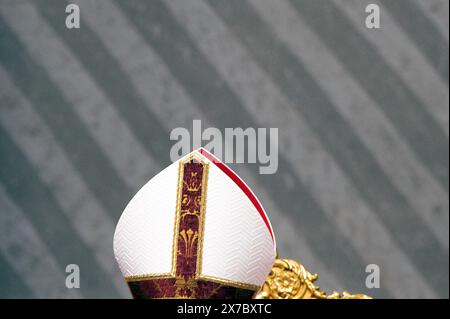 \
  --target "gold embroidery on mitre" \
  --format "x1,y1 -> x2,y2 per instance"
124,153 -> 264,295
171,154 -> 209,278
